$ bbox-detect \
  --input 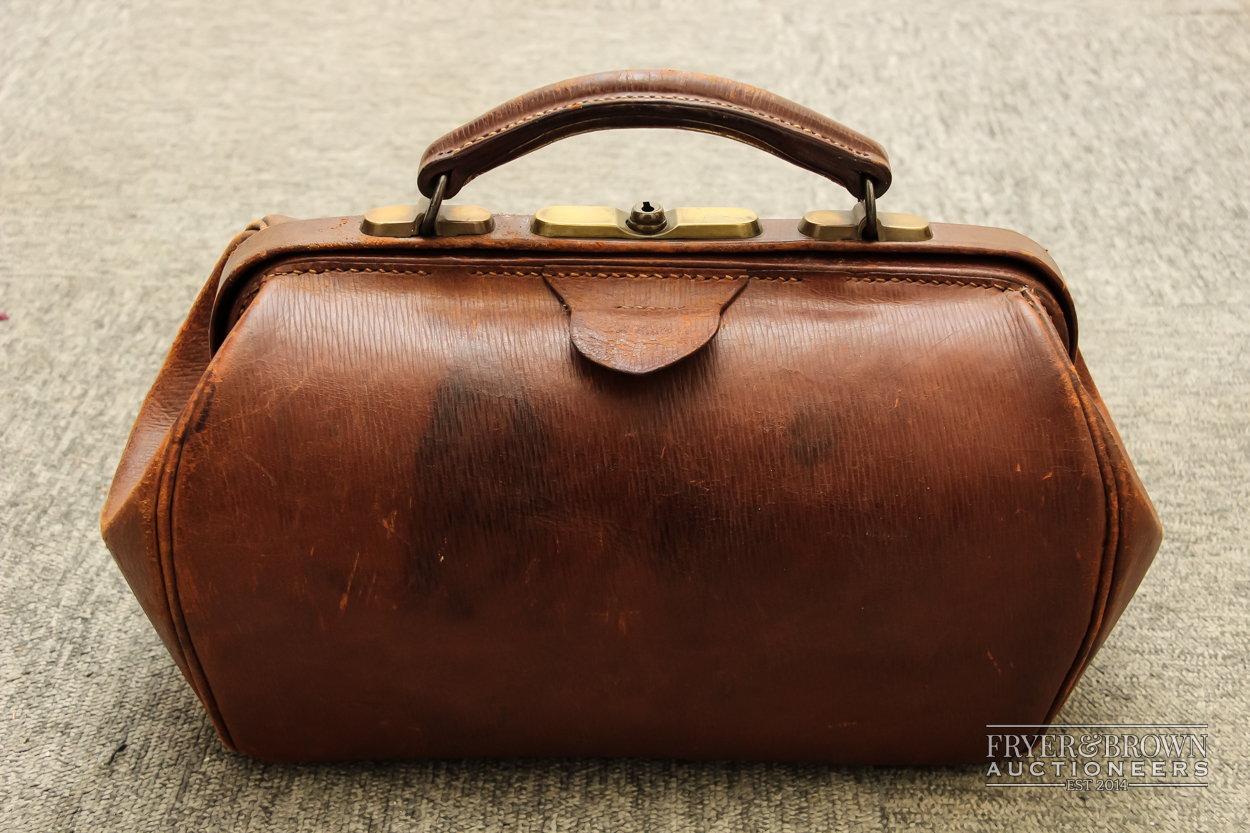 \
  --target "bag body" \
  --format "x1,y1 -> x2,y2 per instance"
102,71 -> 1161,763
